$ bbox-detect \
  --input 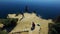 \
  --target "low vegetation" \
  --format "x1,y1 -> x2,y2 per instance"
0,18 -> 18,34
49,16 -> 60,34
